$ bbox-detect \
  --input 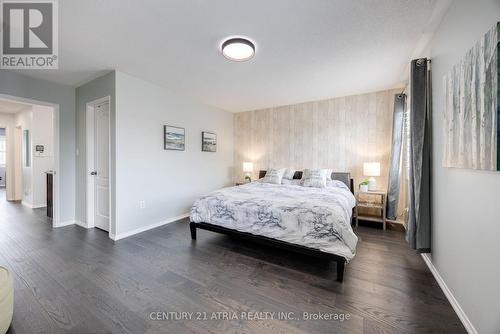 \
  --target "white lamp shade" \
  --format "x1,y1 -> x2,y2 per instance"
363,162 -> 380,177
243,162 -> 254,173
